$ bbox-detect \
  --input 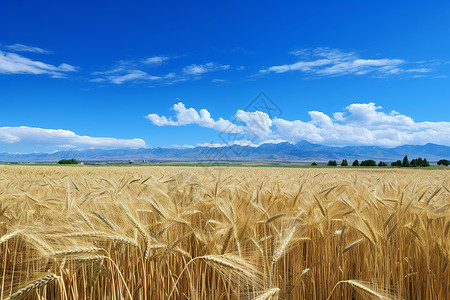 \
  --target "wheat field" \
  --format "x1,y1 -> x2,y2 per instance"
0,165 -> 449,299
